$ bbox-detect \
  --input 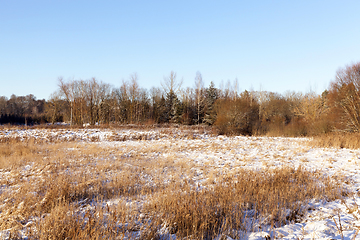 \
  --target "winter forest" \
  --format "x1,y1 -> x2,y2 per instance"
2,62 -> 360,136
